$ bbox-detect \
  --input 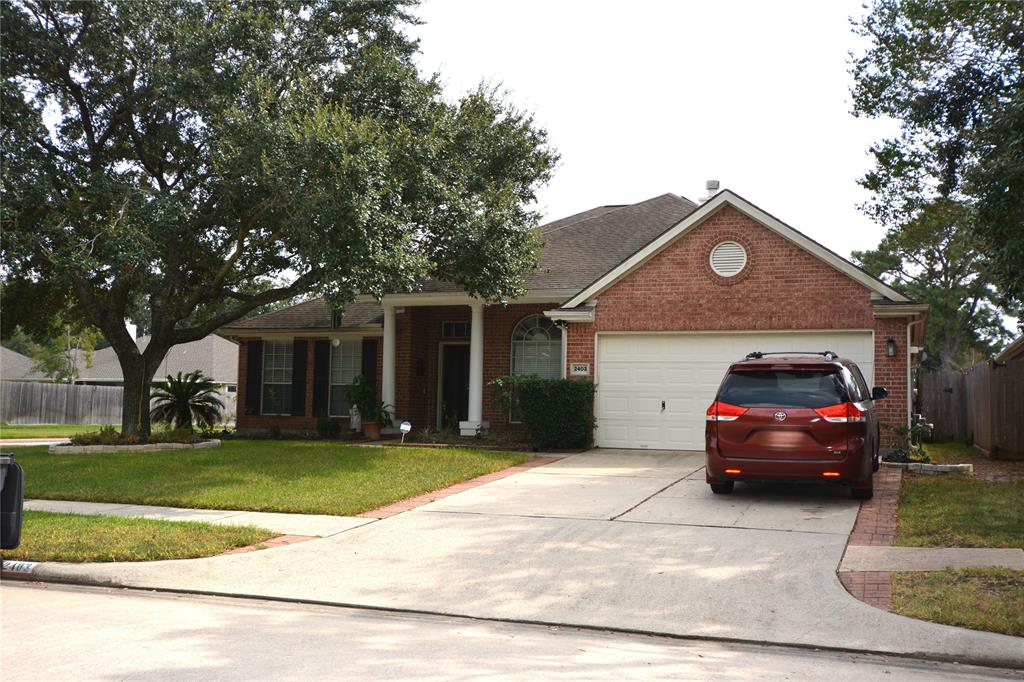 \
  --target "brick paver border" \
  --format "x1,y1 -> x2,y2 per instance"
839,466 -> 902,611
358,456 -> 563,519
225,534 -> 317,555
